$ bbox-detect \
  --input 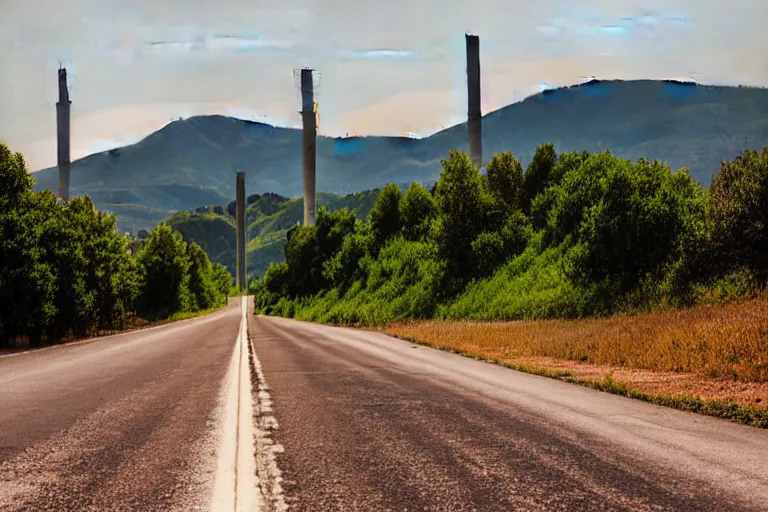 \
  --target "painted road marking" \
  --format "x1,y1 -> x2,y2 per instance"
249,324 -> 287,511
211,297 -> 262,511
